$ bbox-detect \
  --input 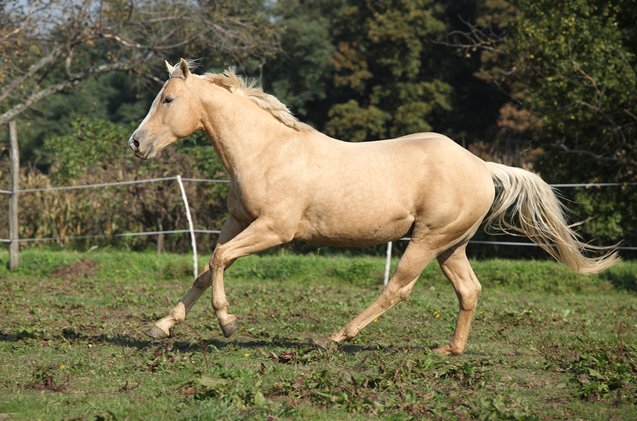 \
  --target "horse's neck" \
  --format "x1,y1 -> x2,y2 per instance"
199,86 -> 298,178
